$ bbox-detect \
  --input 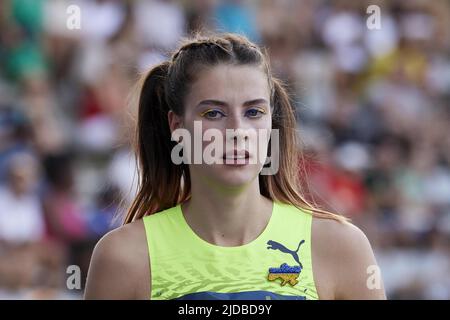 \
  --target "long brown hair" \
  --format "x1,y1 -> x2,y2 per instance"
123,32 -> 348,225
